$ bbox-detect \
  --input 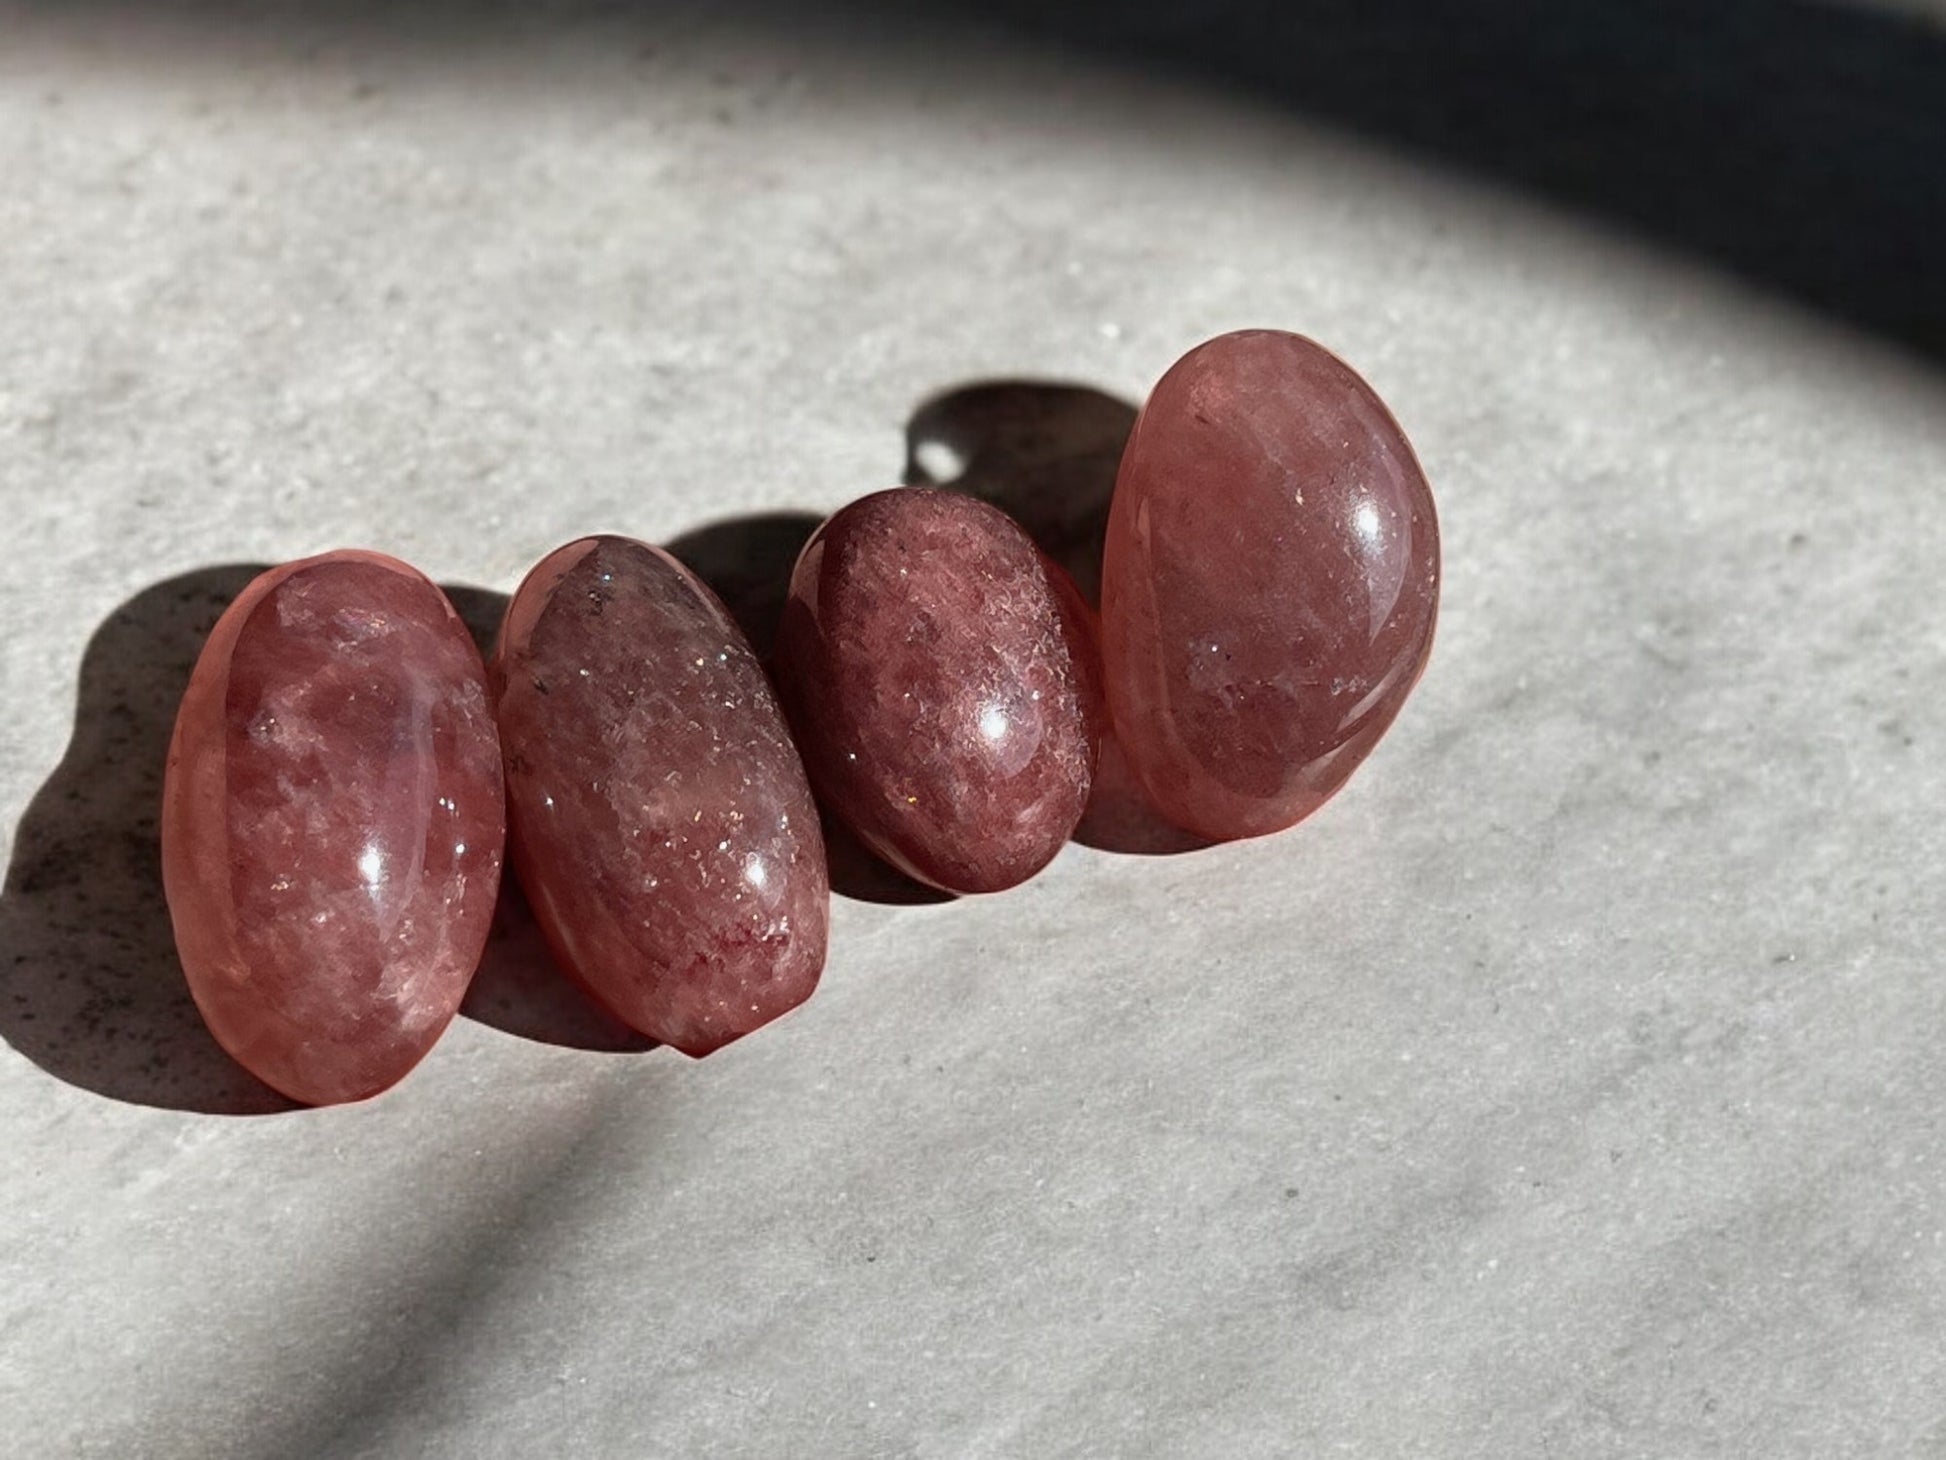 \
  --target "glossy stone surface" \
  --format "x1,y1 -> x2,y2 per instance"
773,487 -> 1104,894
492,536 -> 827,1056
1101,330 -> 1440,841
160,551 -> 505,1106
